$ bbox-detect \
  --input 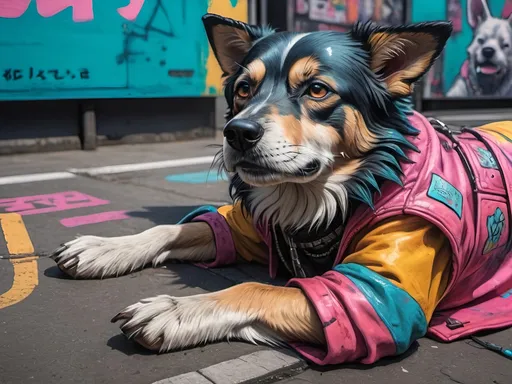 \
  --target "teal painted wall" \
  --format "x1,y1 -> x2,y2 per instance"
412,0 -> 511,97
0,0 -> 238,101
